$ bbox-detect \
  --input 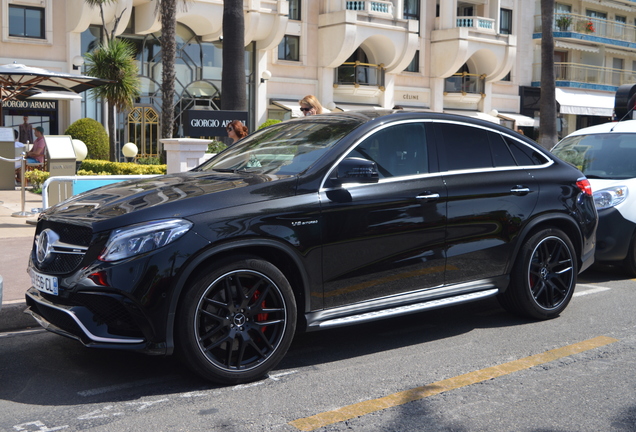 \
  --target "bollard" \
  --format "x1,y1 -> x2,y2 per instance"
12,154 -> 30,217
